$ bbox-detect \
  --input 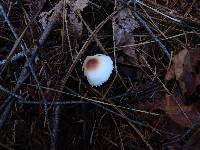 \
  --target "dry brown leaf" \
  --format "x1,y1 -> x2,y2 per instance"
163,94 -> 198,128
166,48 -> 200,96
165,48 -> 193,94
174,49 -> 192,79
163,48 -> 200,129
154,95 -> 198,128
136,93 -> 199,128
191,47 -> 200,67
39,0 -> 88,38
166,48 -> 192,80
68,7 -> 83,38
189,47 -> 200,95
71,0 -> 88,11
39,1 -> 64,29
113,0 -> 140,61
165,63 -> 175,80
